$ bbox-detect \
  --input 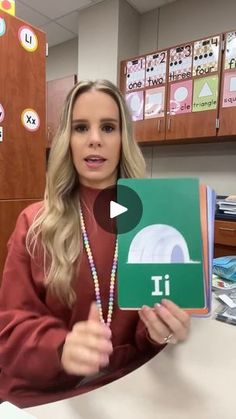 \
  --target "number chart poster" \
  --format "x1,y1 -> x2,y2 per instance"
169,44 -> 193,82
145,87 -> 165,119
193,36 -> 220,77
222,71 -> 236,108
192,75 -> 218,112
225,31 -> 236,71
126,91 -> 144,121
126,57 -> 146,91
169,80 -> 193,115
145,51 -> 167,88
